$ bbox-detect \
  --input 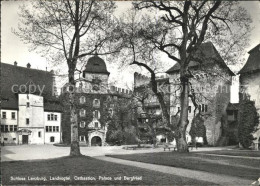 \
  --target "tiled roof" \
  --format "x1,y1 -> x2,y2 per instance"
1,62 -> 61,112
166,42 -> 234,76
238,44 -> 260,74
83,55 -> 110,76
